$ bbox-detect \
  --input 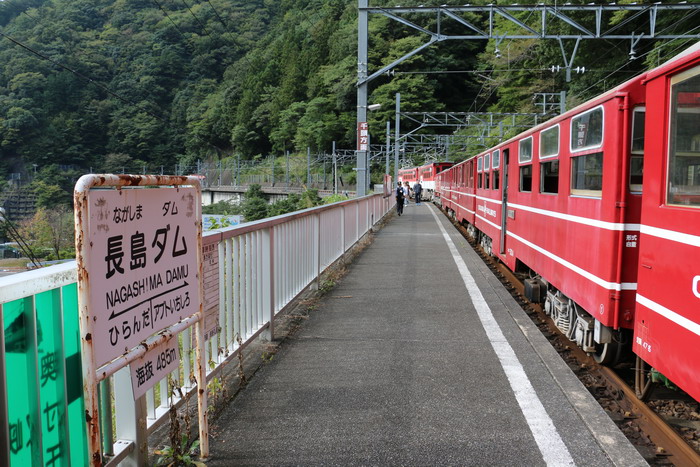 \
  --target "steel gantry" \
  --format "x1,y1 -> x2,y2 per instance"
358,3 -> 700,85
399,111 -> 541,137
356,2 -> 700,184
